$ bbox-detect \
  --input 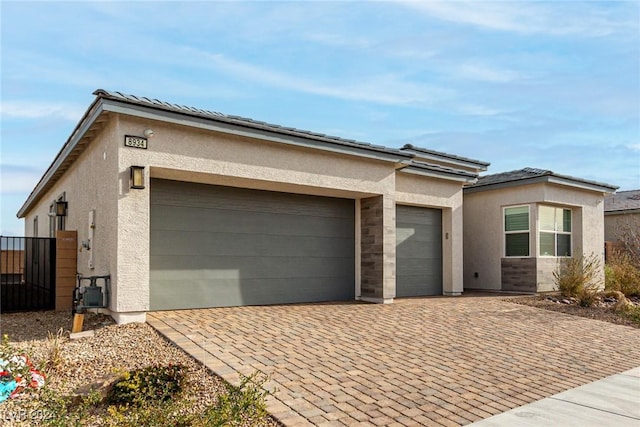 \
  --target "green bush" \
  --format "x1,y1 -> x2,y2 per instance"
605,252 -> 640,297
108,365 -> 187,406
553,252 -> 601,300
